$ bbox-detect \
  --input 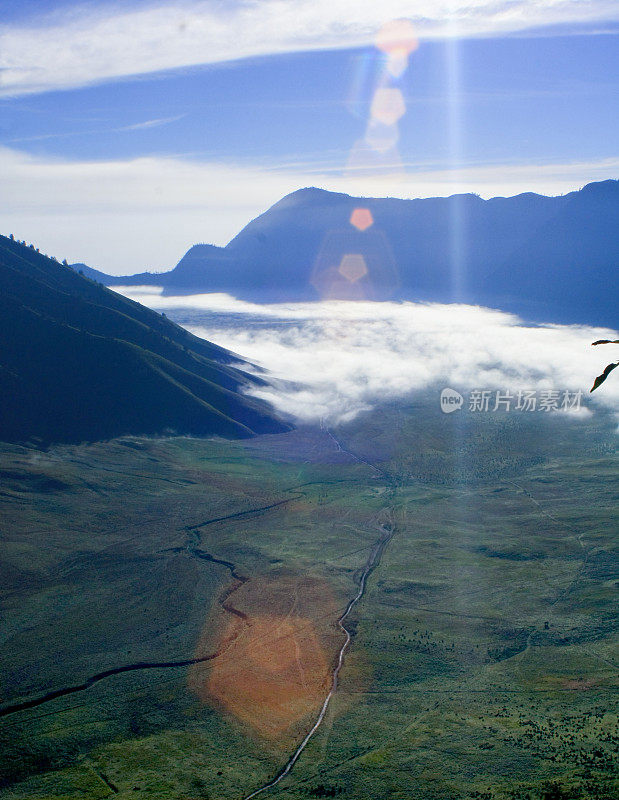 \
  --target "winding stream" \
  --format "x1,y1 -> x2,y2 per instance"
1,429 -> 397,800
0,498 -> 297,719
243,514 -> 394,799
